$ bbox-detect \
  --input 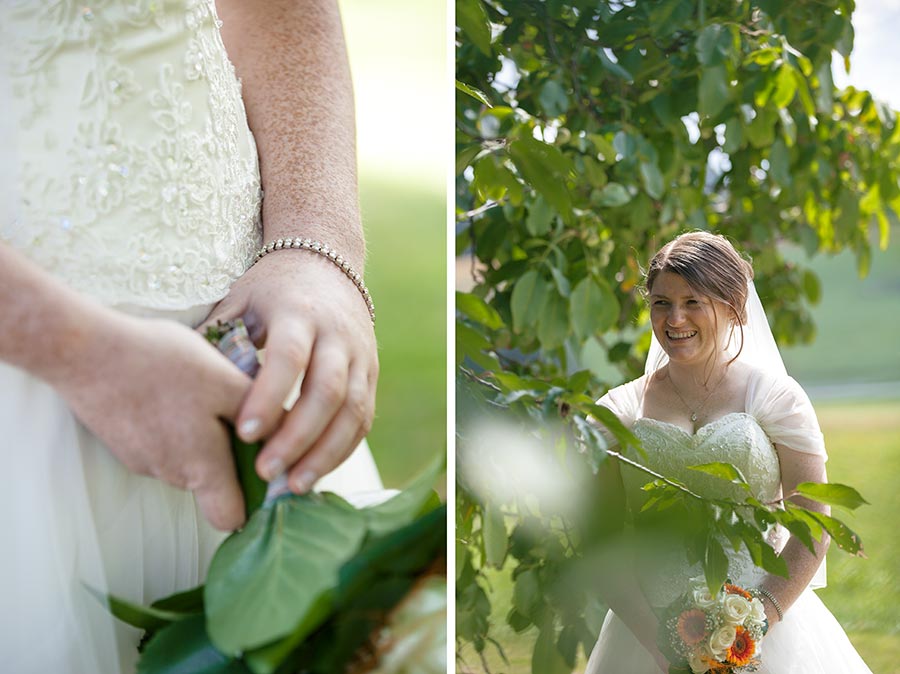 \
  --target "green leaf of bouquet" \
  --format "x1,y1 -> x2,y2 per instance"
363,451 -> 445,537
795,482 -> 869,510
91,587 -> 190,633
688,462 -> 751,491
456,79 -> 492,107
230,429 -> 267,518
205,494 -> 368,656
150,585 -> 204,615
245,506 -> 446,674
137,614 -> 248,674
